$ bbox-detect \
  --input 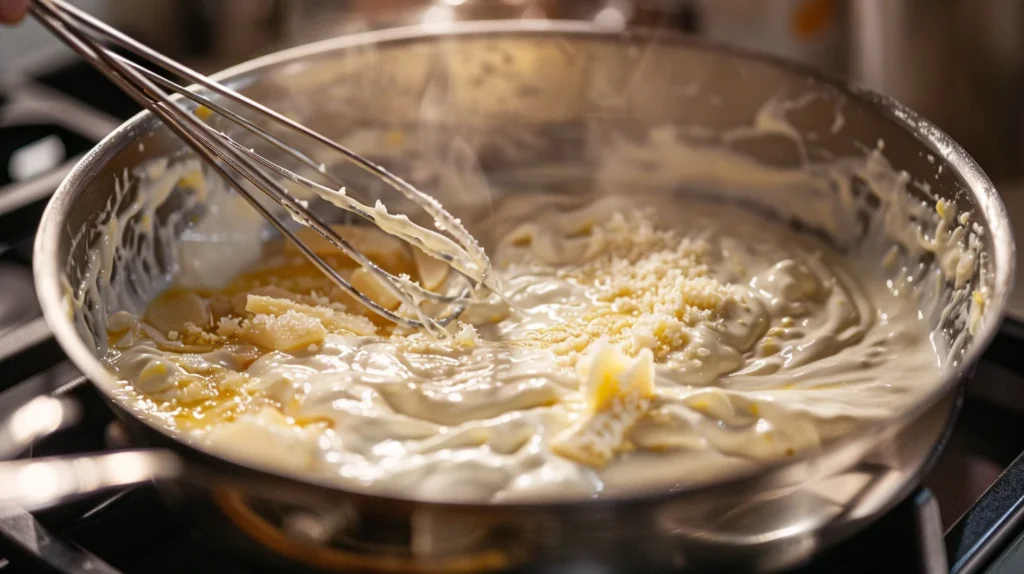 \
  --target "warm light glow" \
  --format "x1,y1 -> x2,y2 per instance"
9,396 -> 67,446
594,6 -> 627,29
423,5 -> 456,29
17,462 -> 64,507
10,135 -> 65,182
